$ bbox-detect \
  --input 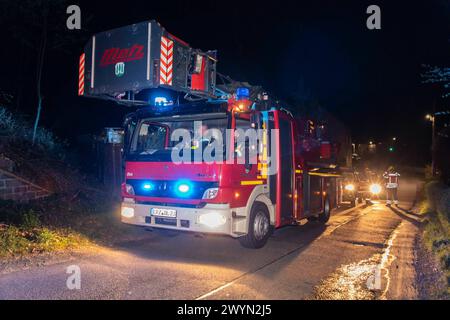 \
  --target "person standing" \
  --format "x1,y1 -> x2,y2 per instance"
383,166 -> 400,206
